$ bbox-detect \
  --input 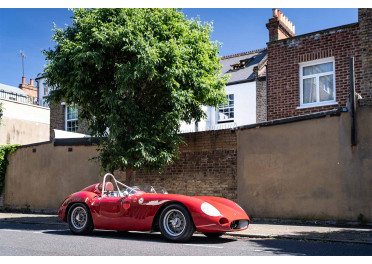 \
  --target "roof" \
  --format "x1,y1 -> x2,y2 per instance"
0,83 -> 26,96
220,48 -> 267,85
35,74 -> 47,80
